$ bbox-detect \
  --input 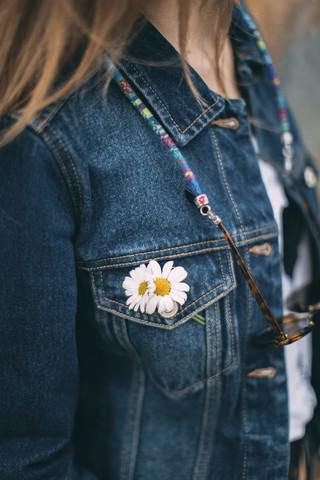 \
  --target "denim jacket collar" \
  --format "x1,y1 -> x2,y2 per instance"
118,8 -> 267,147
119,21 -> 224,147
